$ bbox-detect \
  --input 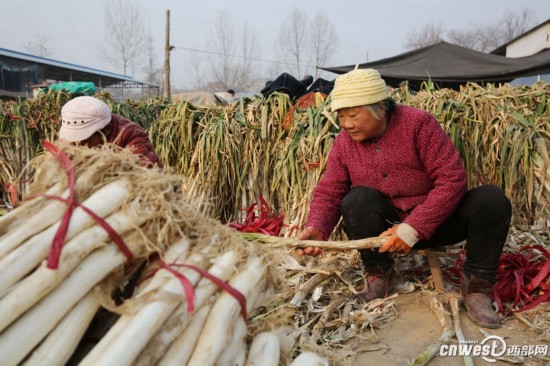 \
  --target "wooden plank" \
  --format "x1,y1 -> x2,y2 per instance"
426,253 -> 445,292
